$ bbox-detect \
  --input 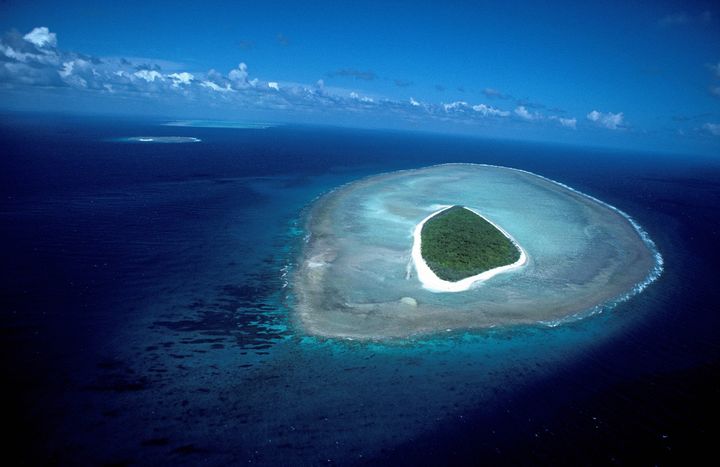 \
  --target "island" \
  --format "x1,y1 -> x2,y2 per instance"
293,164 -> 661,340
411,205 -> 527,292
119,136 -> 201,143
420,205 -> 521,278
